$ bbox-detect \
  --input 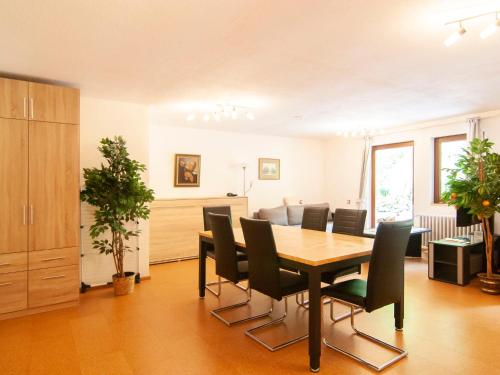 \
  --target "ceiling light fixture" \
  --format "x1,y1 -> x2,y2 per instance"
335,127 -> 384,138
480,14 -> 500,39
186,113 -> 196,121
444,10 -> 500,46
185,104 -> 255,123
444,22 -> 466,47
